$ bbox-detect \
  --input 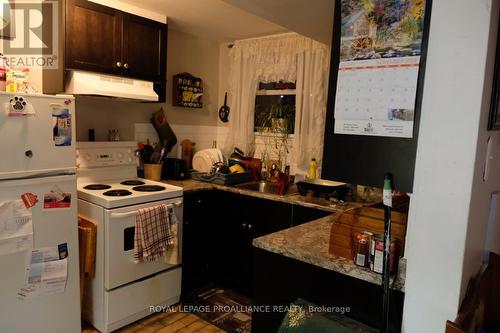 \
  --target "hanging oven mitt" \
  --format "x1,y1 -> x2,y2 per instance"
151,108 -> 177,154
